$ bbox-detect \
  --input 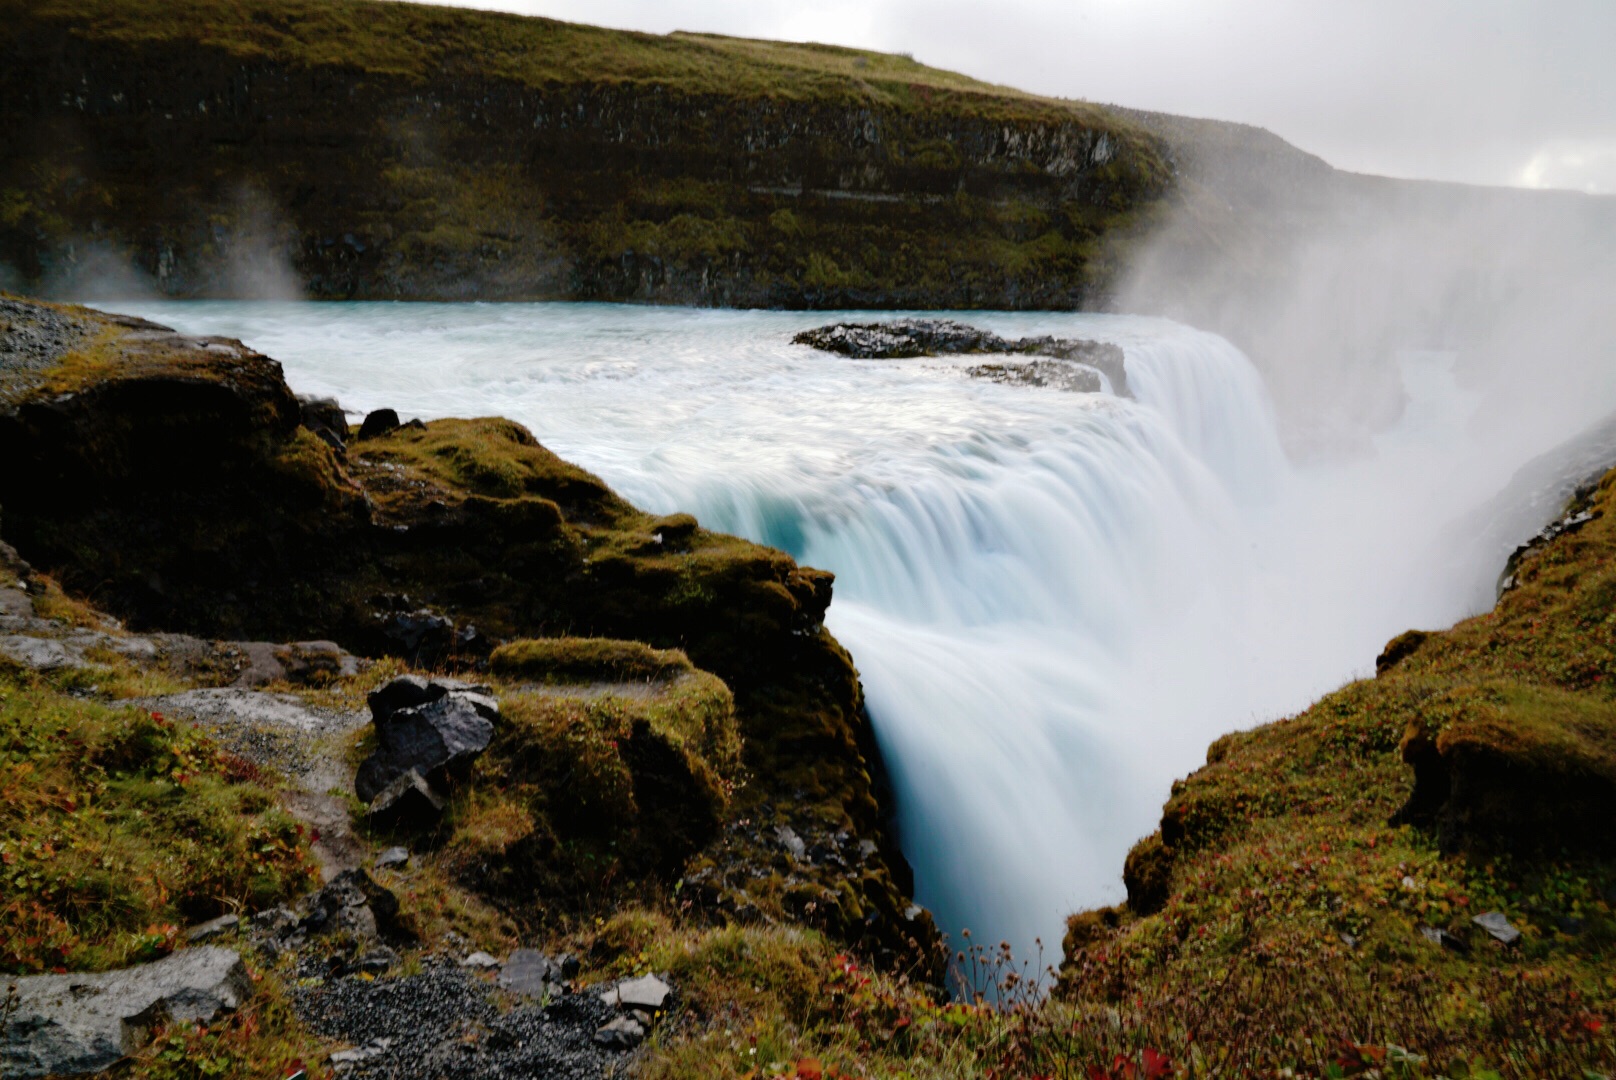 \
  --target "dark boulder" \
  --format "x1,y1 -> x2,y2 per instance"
365,769 -> 447,830
374,607 -> 457,662
793,319 -> 1131,397
297,395 -> 349,451
355,677 -> 500,802
367,673 -> 440,719
356,408 -> 401,440
793,319 -> 1003,358
301,869 -> 402,942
